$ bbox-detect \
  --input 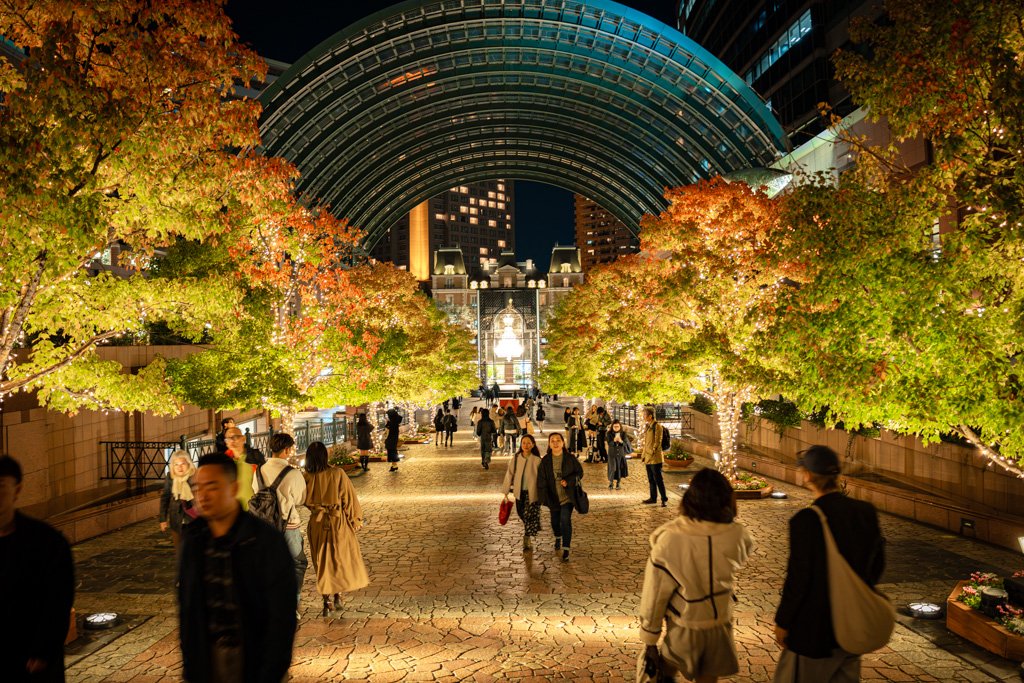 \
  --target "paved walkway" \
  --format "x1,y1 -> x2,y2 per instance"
65,398 -> 1024,682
